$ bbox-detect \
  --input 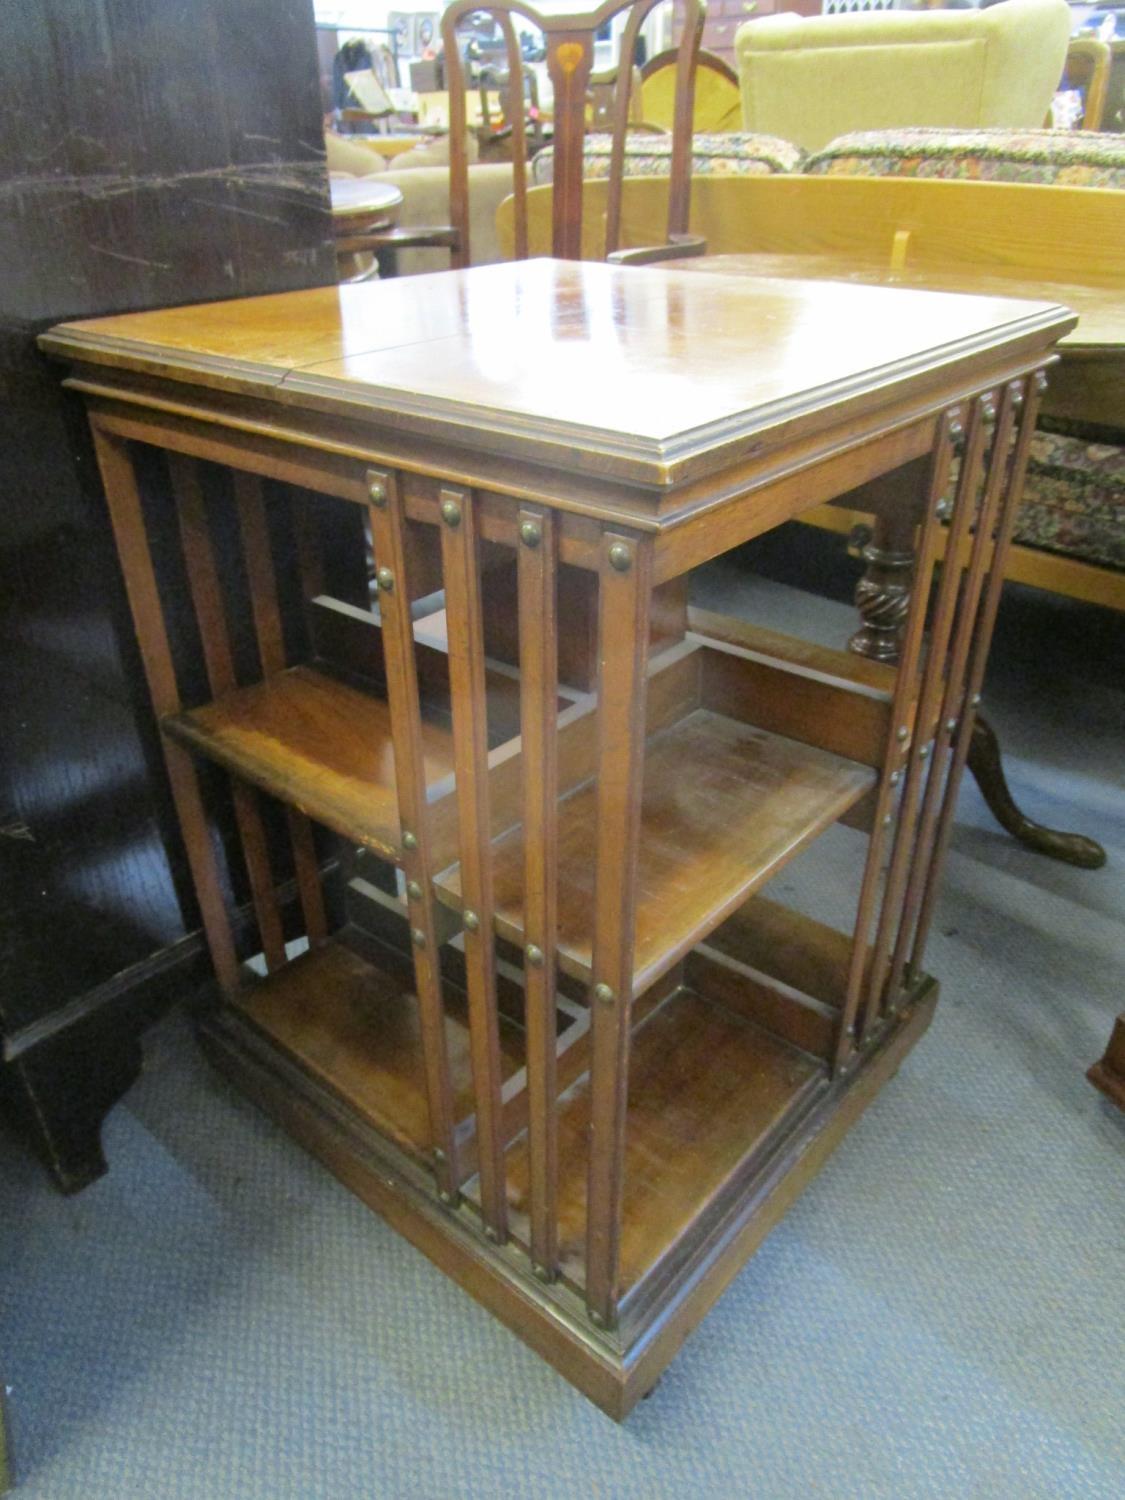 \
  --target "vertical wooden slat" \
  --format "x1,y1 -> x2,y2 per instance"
234,470 -> 329,948
441,7 -> 471,270
834,412 -> 956,1066
517,503 -> 560,1280
584,529 -> 653,1329
439,483 -> 509,1243
496,9 -> 529,262
910,370 -> 1047,975
170,455 -> 287,972
867,394 -> 992,1020
888,384 -> 1020,997
545,31 -> 595,262
367,468 -> 460,1201
286,805 -> 329,947
92,427 -> 239,994
233,471 -> 286,677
